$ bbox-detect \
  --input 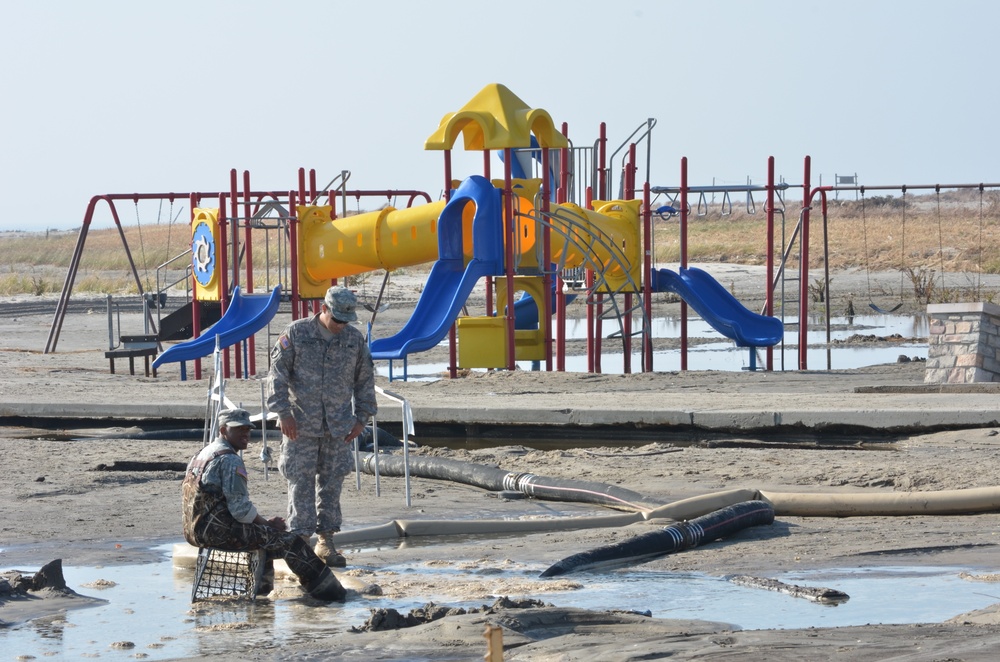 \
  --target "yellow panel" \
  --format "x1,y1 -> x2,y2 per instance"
495,275 -> 548,362
457,316 -> 507,369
